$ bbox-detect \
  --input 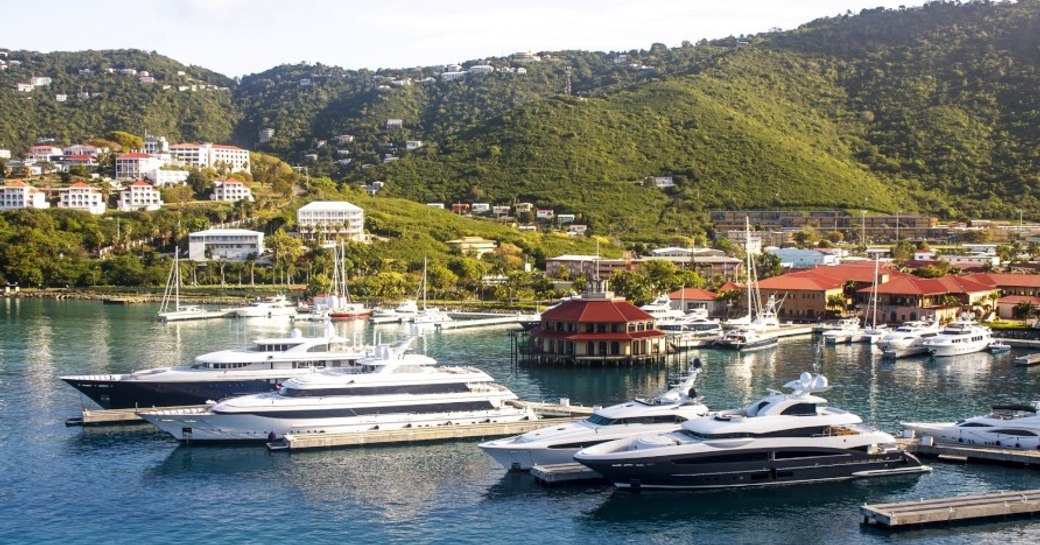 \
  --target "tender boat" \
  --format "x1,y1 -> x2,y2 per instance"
230,295 -> 298,318
988,341 -> 1012,353
574,372 -> 930,490
813,317 -> 860,334
60,326 -> 369,409
139,338 -> 534,442
921,315 -> 993,357
902,402 -> 1040,449
479,361 -> 710,470
876,318 -> 943,358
